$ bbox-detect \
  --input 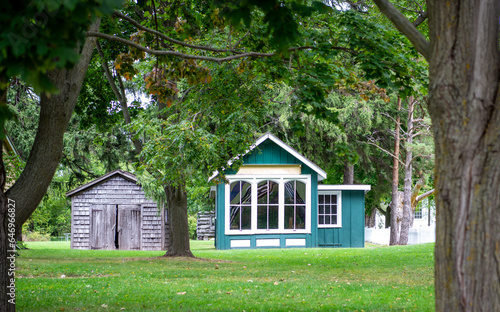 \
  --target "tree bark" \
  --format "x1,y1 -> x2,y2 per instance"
399,97 -> 415,245
5,19 -> 101,231
343,163 -> 354,184
0,19 -> 101,312
164,185 -> 194,257
374,0 -> 500,309
428,1 -> 500,309
389,97 -> 401,245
